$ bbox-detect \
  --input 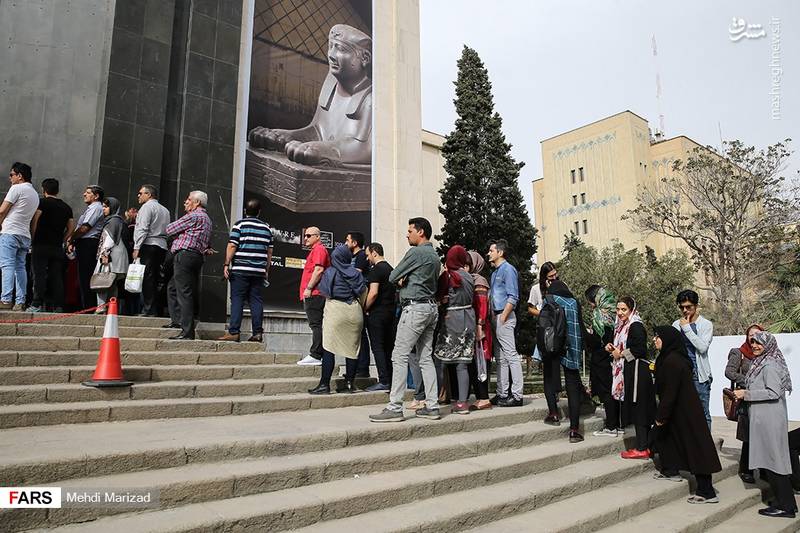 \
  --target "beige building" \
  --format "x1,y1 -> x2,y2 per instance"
533,110 -> 702,264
